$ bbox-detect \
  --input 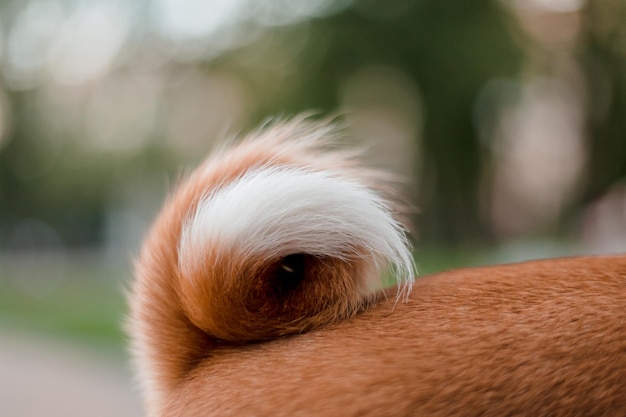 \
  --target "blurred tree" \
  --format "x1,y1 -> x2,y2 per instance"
0,92 -> 106,247
216,0 -> 523,244
579,0 -> 626,203
2,0 -> 626,249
